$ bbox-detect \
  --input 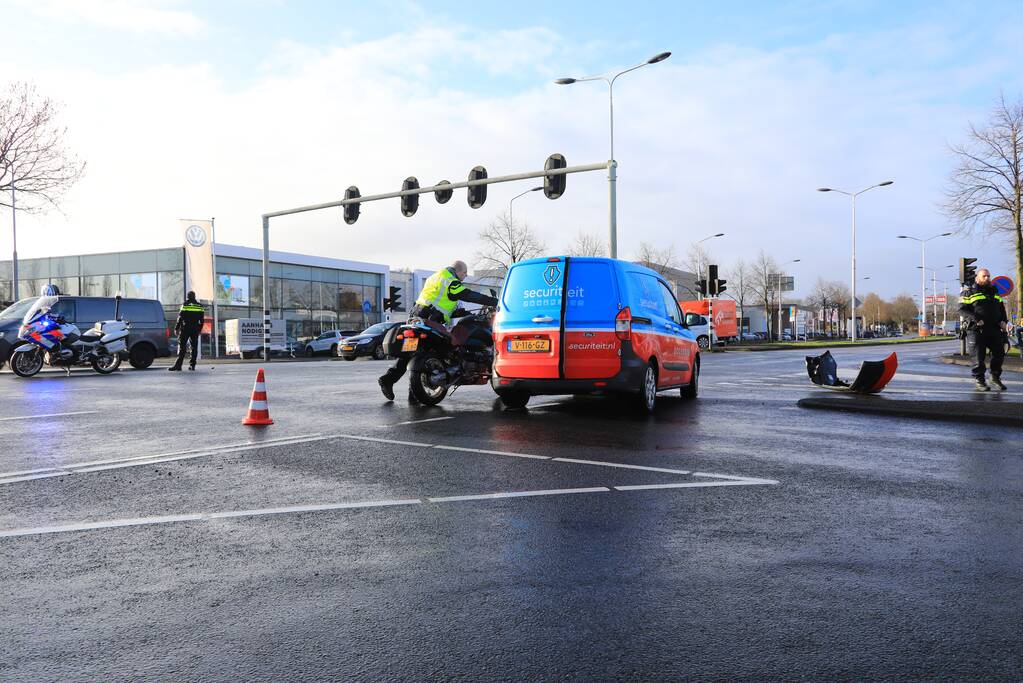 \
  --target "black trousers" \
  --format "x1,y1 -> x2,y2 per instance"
380,355 -> 410,384
969,329 -> 1004,380
173,332 -> 200,369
